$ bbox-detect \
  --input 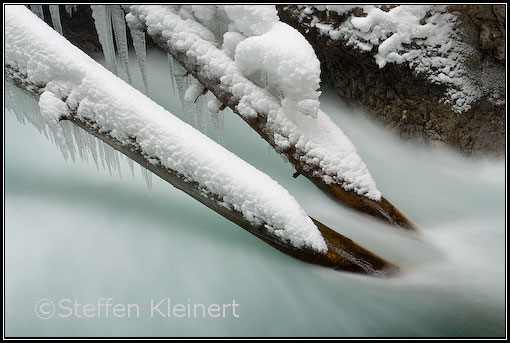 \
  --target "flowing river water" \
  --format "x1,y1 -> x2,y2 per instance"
5,49 -> 505,337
